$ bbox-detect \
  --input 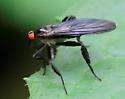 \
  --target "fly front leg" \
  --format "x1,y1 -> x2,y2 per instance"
77,36 -> 102,81
33,44 -> 48,75
49,47 -> 68,95
33,45 -> 46,59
